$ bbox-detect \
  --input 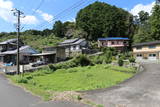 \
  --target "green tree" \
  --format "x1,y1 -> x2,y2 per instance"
133,11 -> 151,43
138,11 -> 149,25
53,20 -> 64,37
76,1 -> 133,40
150,5 -> 160,40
